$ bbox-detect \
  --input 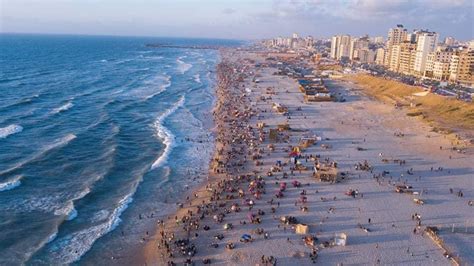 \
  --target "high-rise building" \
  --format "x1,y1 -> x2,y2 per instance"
424,47 -> 453,80
339,35 -> 352,59
330,36 -> 340,59
398,42 -> 417,75
449,49 -> 474,87
413,31 -> 439,76
449,53 -> 460,83
389,44 -> 401,72
375,48 -> 386,65
385,25 -> 408,67
350,36 -> 370,60
331,35 -> 352,60
356,49 -> 376,64
444,37 -> 455,46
